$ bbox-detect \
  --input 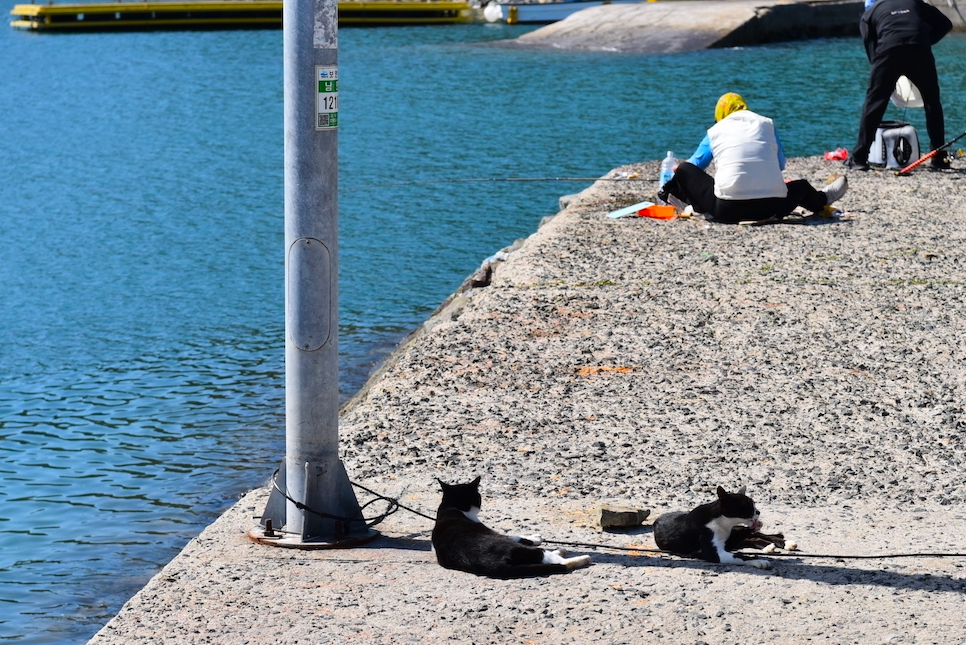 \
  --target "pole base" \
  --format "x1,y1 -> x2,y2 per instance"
248,524 -> 379,550
254,459 -> 379,547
